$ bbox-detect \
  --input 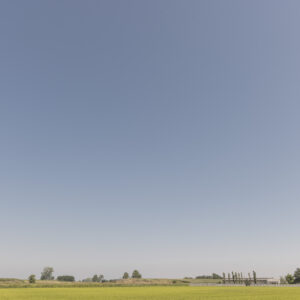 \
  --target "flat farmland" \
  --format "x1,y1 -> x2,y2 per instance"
0,286 -> 300,300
